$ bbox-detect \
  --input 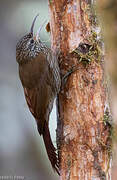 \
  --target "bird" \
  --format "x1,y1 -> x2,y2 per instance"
16,14 -> 61,174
